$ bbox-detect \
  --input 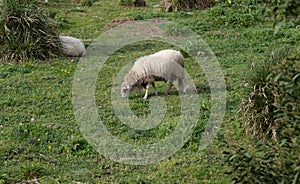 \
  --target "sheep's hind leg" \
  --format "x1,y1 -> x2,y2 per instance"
152,82 -> 158,96
166,80 -> 174,95
143,83 -> 150,99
